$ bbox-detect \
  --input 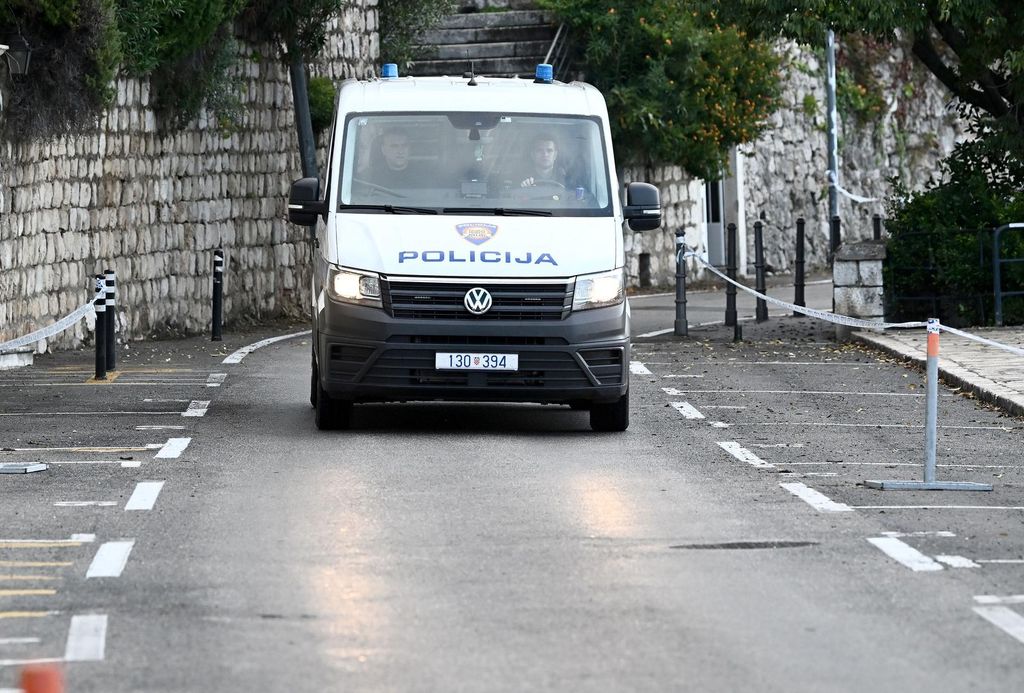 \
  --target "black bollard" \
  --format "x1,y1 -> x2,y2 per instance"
212,248 -> 224,342
104,268 -> 116,371
829,215 -> 841,265
93,275 -> 106,381
754,221 -> 768,322
873,214 -> 883,241
794,217 -> 806,315
725,222 -> 738,329
674,228 -> 688,337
